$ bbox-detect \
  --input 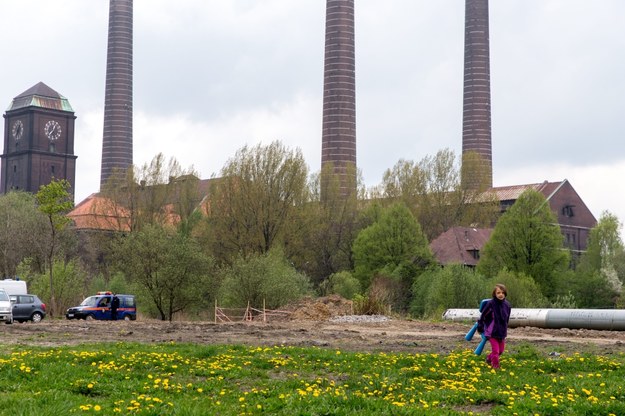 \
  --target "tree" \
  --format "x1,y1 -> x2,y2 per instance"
100,153 -> 202,232
0,192 -> 48,277
298,163 -> 366,285
113,225 -> 215,320
352,202 -> 433,290
18,257 -> 89,315
380,149 -> 499,241
460,150 -> 493,191
206,141 -> 309,264
477,189 -> 570,296
570,211 -> 625,307
35,179 -> 74,316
